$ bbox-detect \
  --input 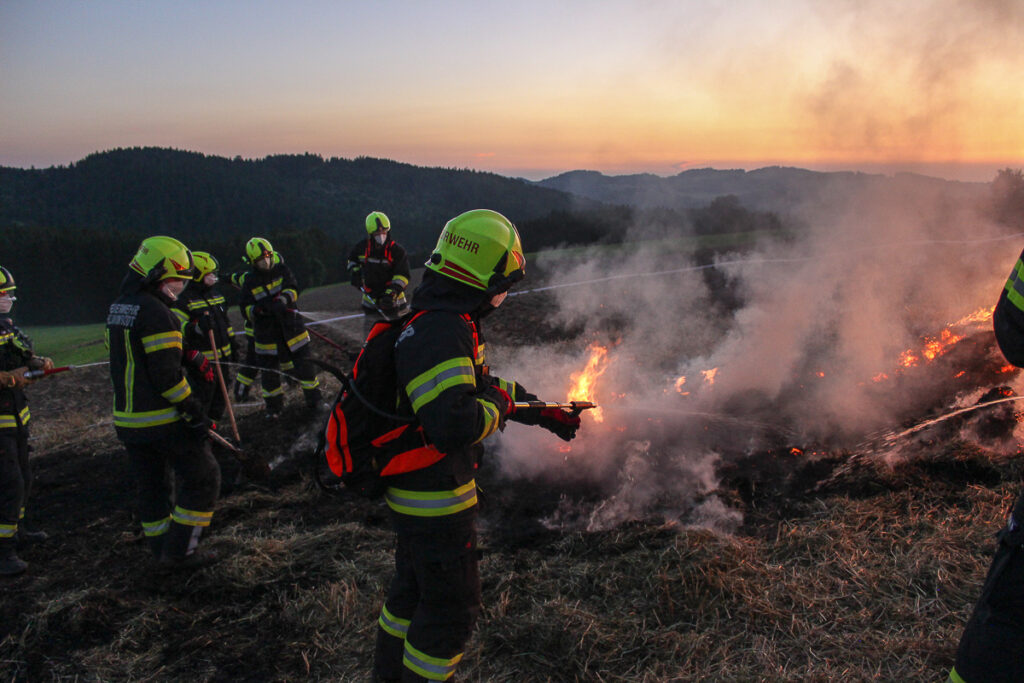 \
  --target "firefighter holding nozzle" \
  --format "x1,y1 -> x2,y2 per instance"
0,266 -> 53,576
238,237 -> 322,417
348,211 -> 412,335
947,248 -> 1024,682
372,210 -> 582,682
